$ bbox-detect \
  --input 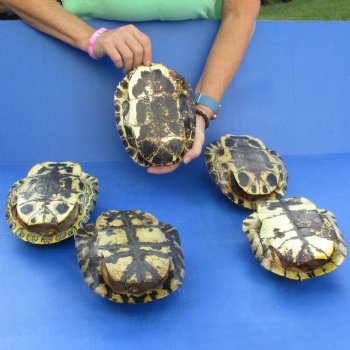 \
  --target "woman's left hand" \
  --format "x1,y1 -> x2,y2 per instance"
147,115 -> 206,174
